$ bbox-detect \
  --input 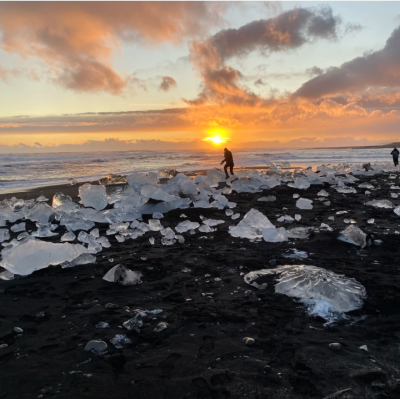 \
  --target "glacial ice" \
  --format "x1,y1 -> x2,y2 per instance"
338,225 -> 367,248
262,227 -> 288,243
317,190 -> 329,197
175,220 -> 200,233
60,215 -> 95,232
61,253 -> 96,268
32,224 -> 58,237
294,177 -> 310,189
52,192 -> 79,213
257,196 -> 276,202
79,184 -> 108,211
365,199 -> 394,209
103,264 -> 142,285
225,209 -> 233,216
26,203 -> 54,224
229,208 -> 274,239
152,212 -> 164,219
148,219 -> 163,231
244,265 -> 366,313
394,206 -> 400,216
61,232 -> 76,242
286,227 -> 312,239
110,334 -> 132,349
11,222 -> 25,233
296,198 -> 313,210
203,219 -> 224,227
283,249 -> 308,259
1,239 -> 88,275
